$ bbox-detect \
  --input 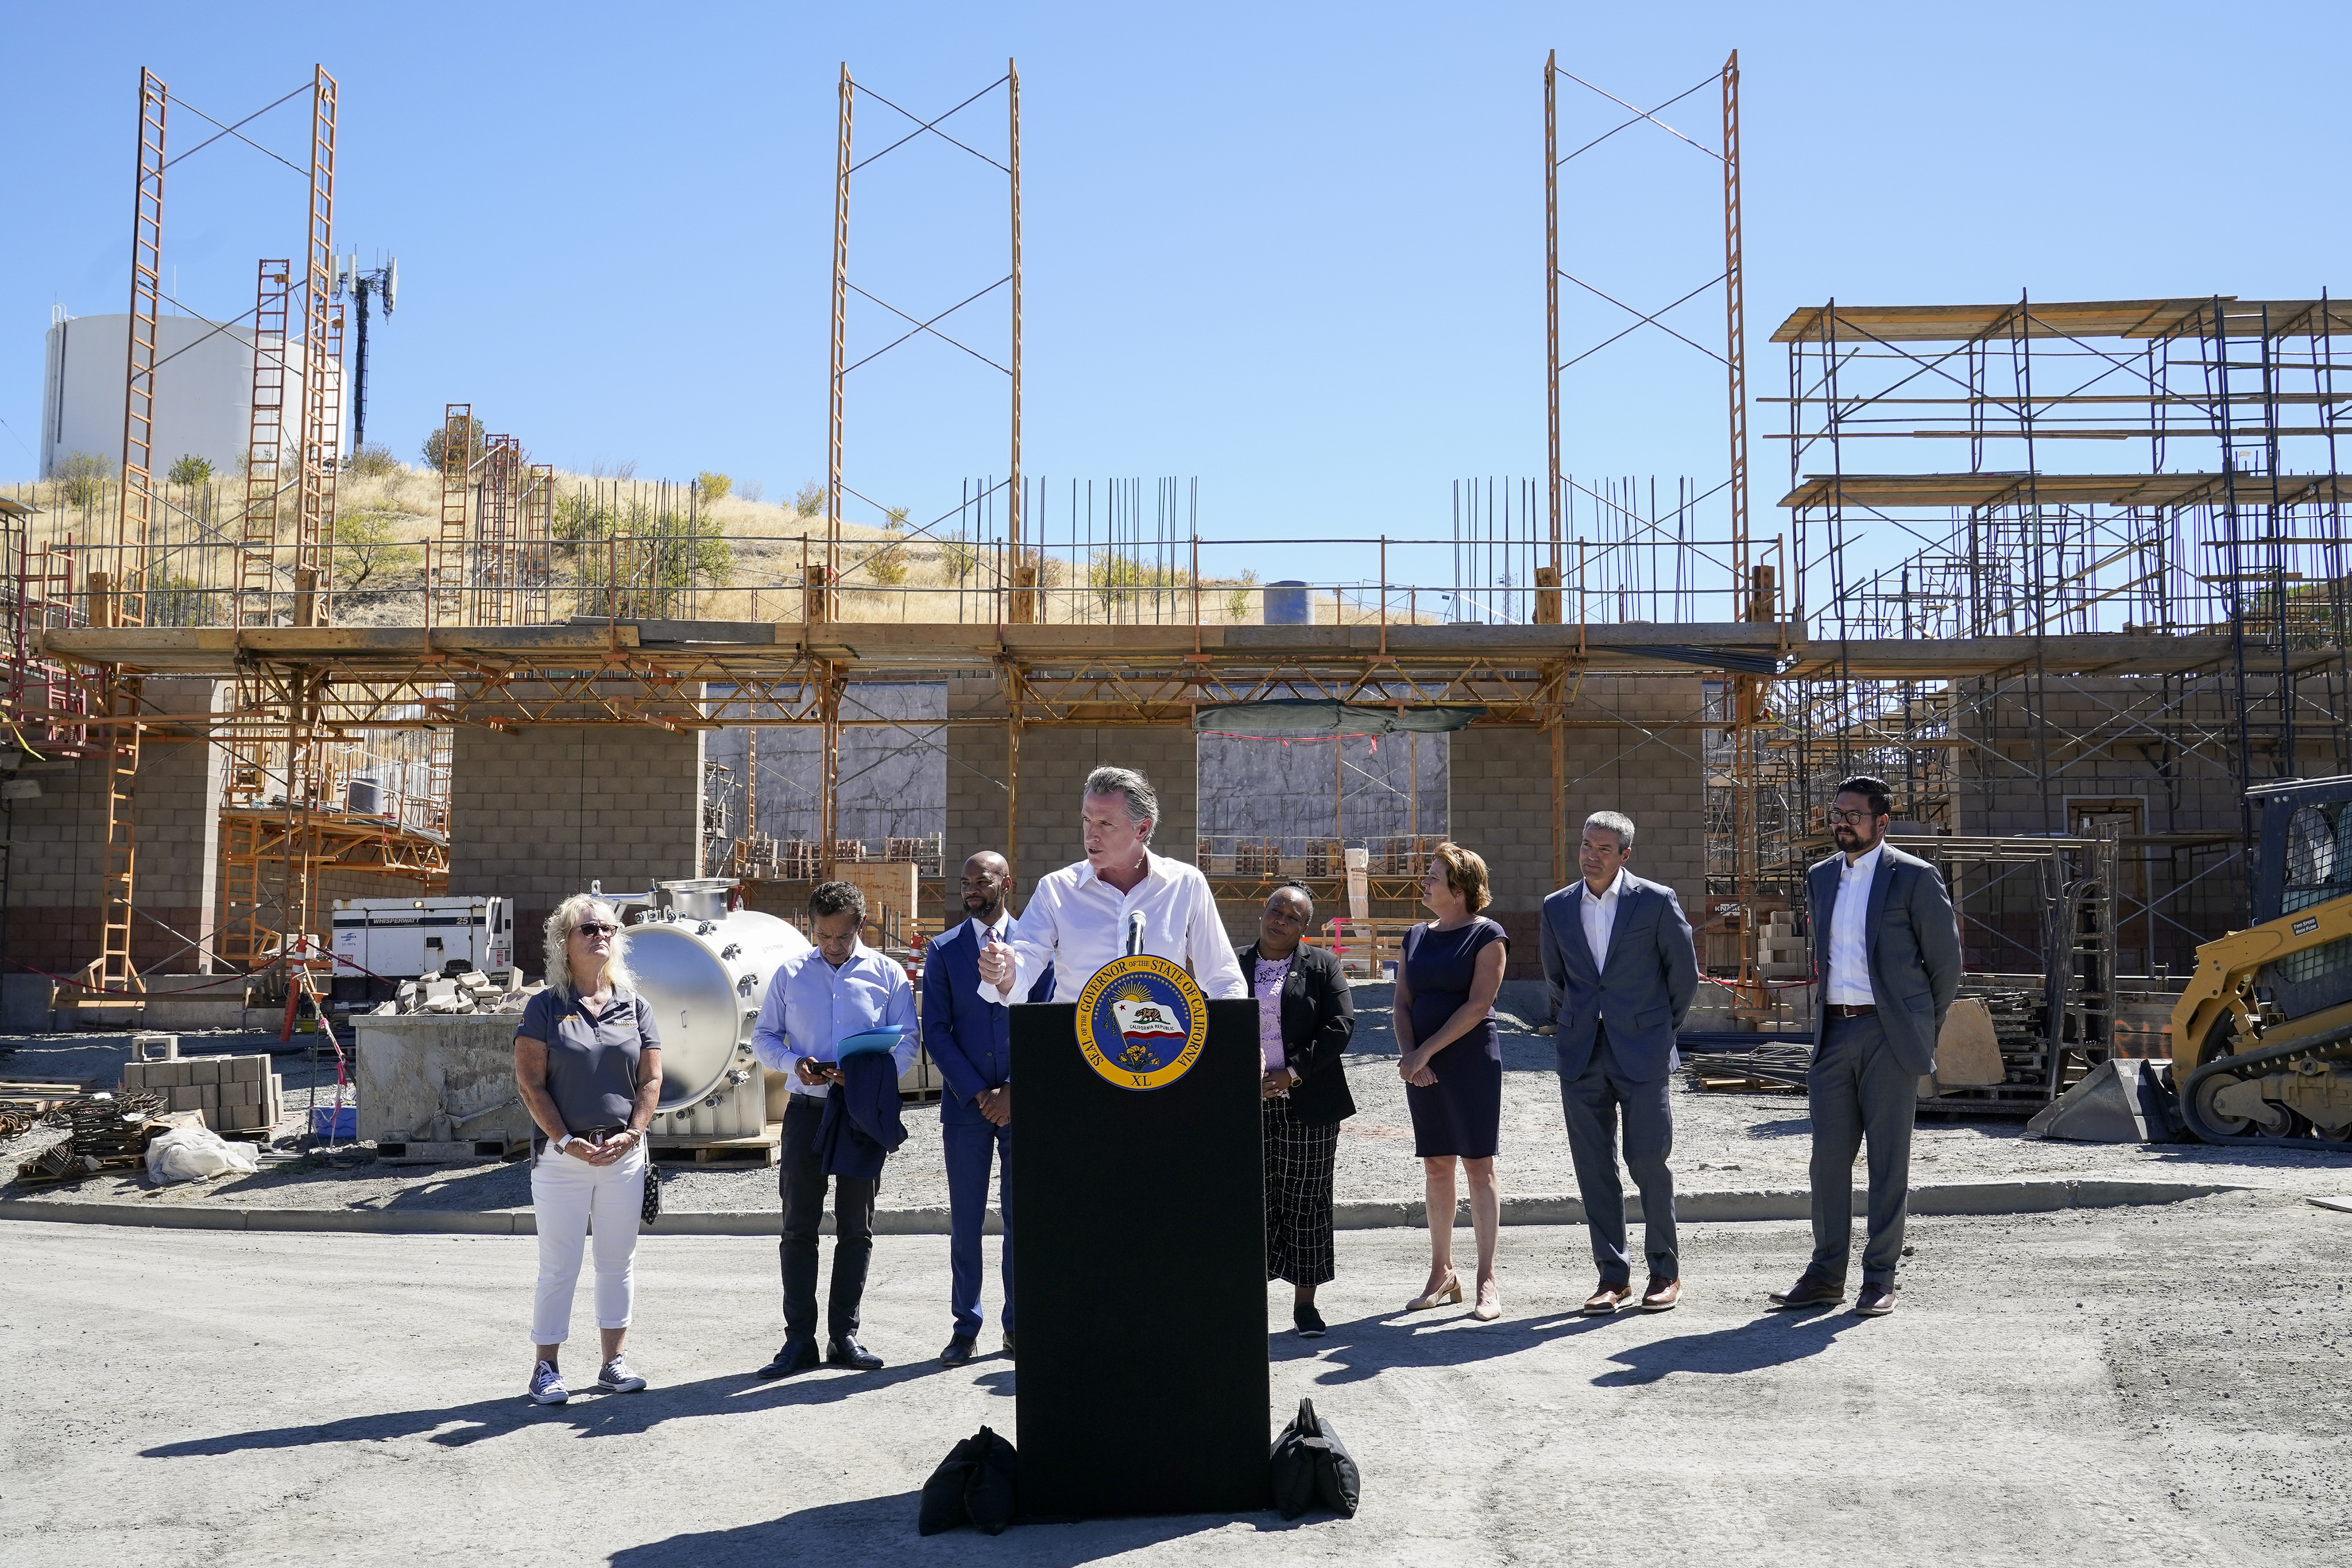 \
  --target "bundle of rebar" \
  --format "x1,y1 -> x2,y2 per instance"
1685,1043 -> 1813,1093
12,1090 -> 167,1184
